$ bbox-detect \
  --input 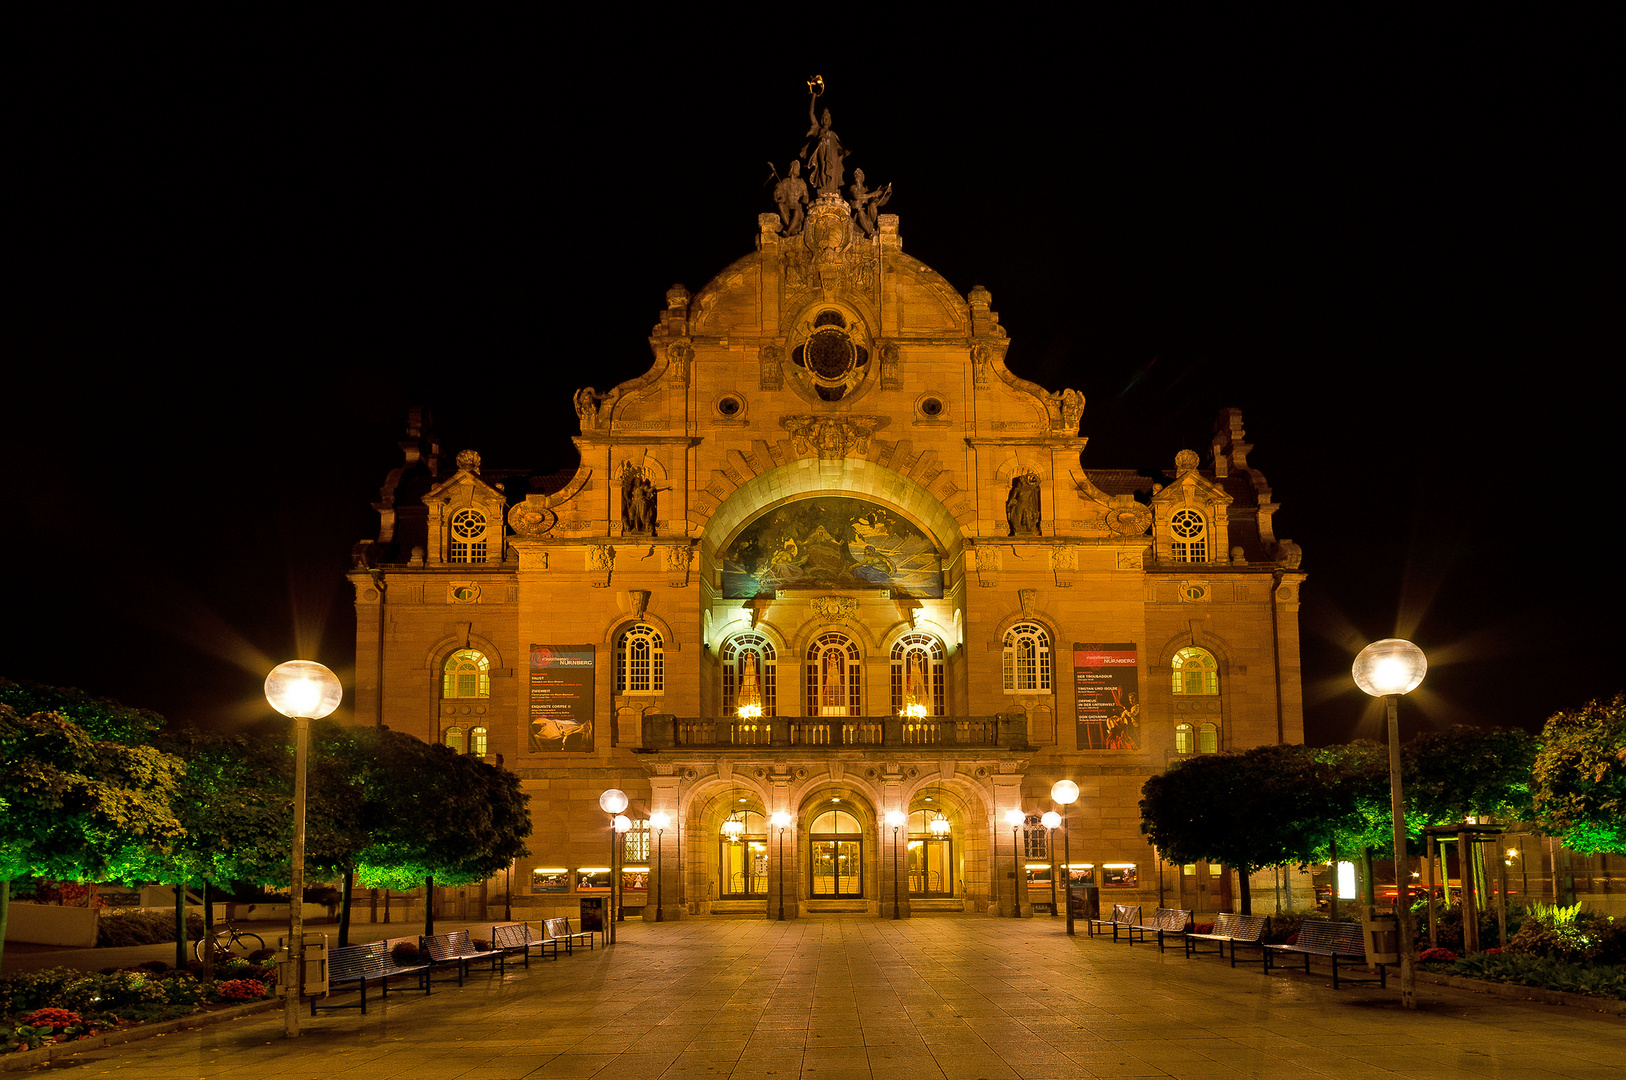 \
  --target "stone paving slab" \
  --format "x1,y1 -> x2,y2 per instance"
8,916 -> 1624,1078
